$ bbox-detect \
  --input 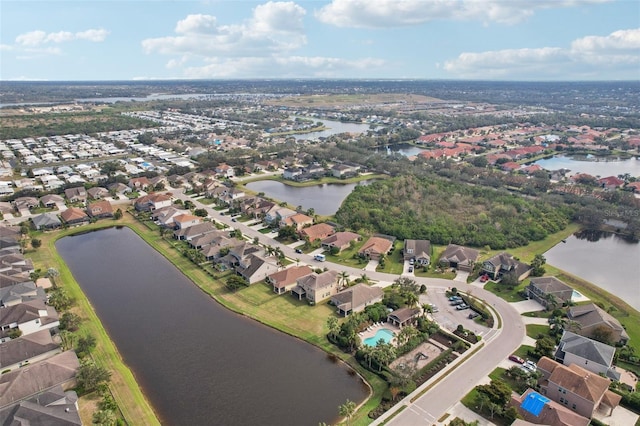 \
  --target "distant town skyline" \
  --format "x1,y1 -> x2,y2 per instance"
1,0 -> 639,81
